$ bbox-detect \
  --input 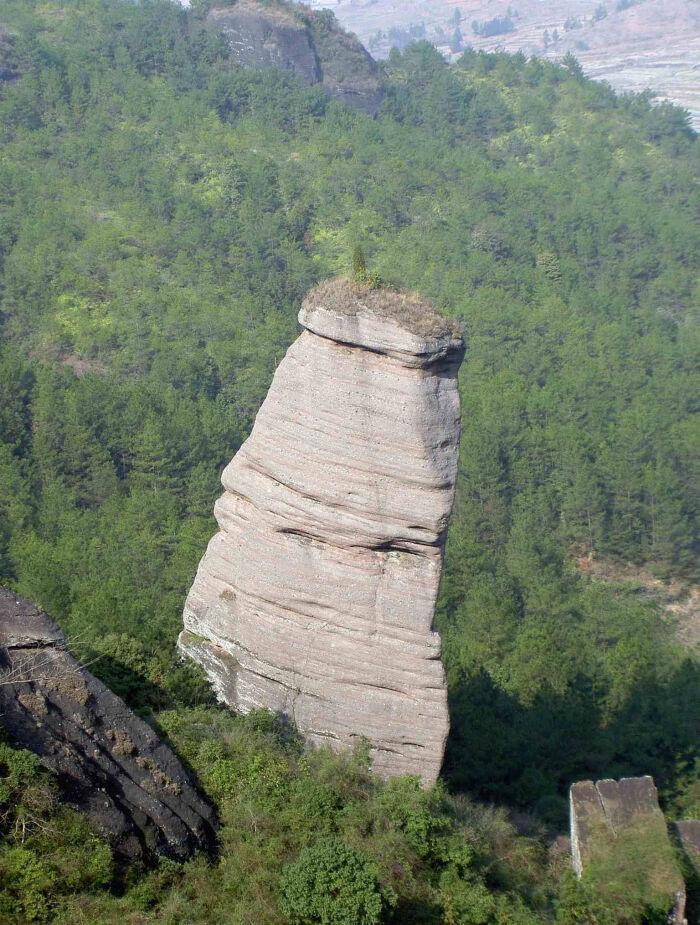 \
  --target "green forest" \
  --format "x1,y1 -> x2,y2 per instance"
0,0 -> 698,920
